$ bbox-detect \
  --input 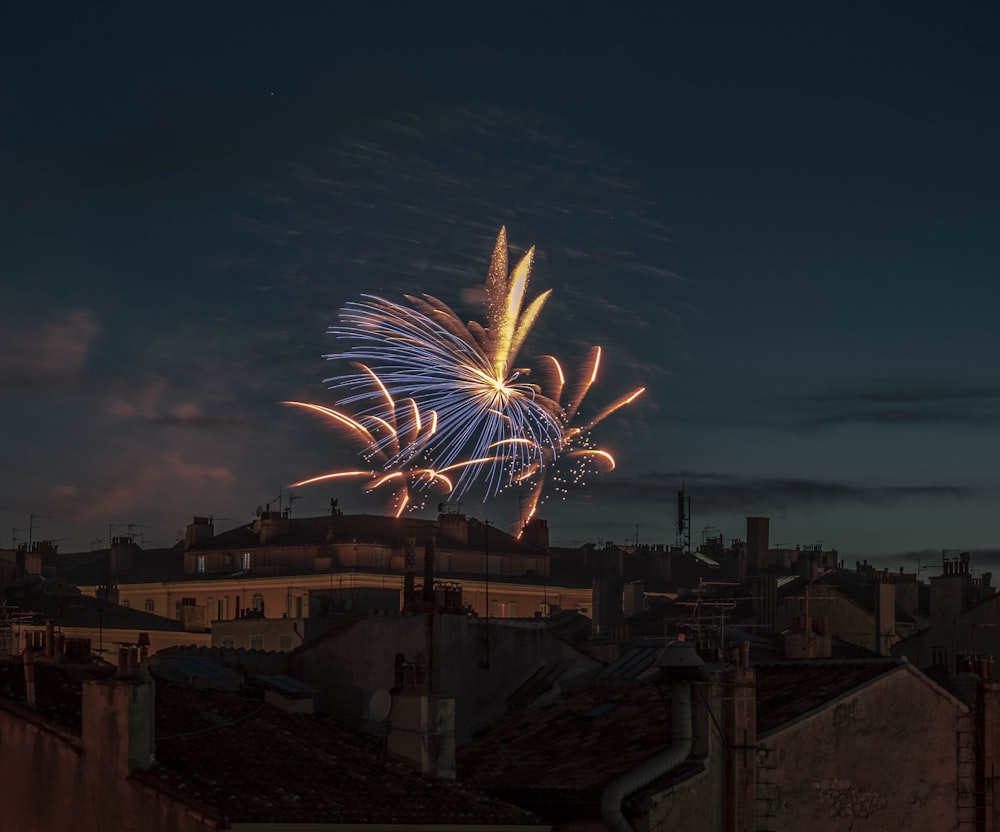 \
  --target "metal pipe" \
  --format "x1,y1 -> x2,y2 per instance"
600,682 -> 693,832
